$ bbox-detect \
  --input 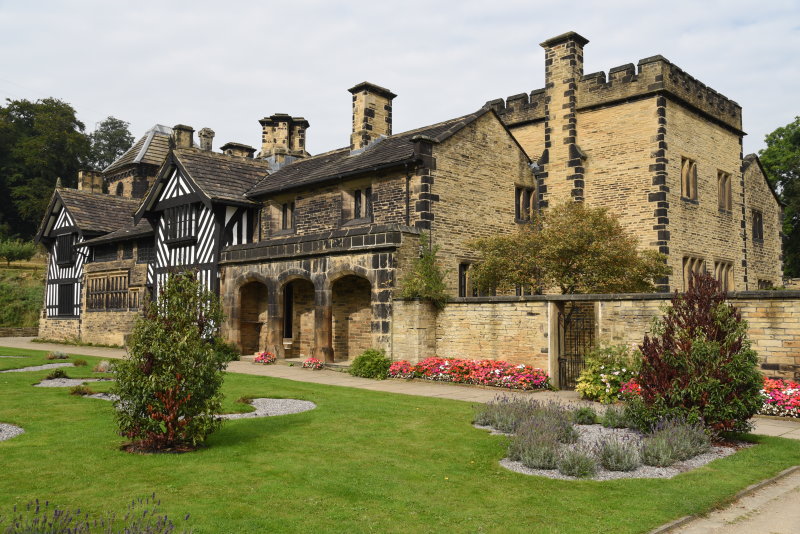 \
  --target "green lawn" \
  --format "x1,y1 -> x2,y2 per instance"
1,346 -> 798,533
